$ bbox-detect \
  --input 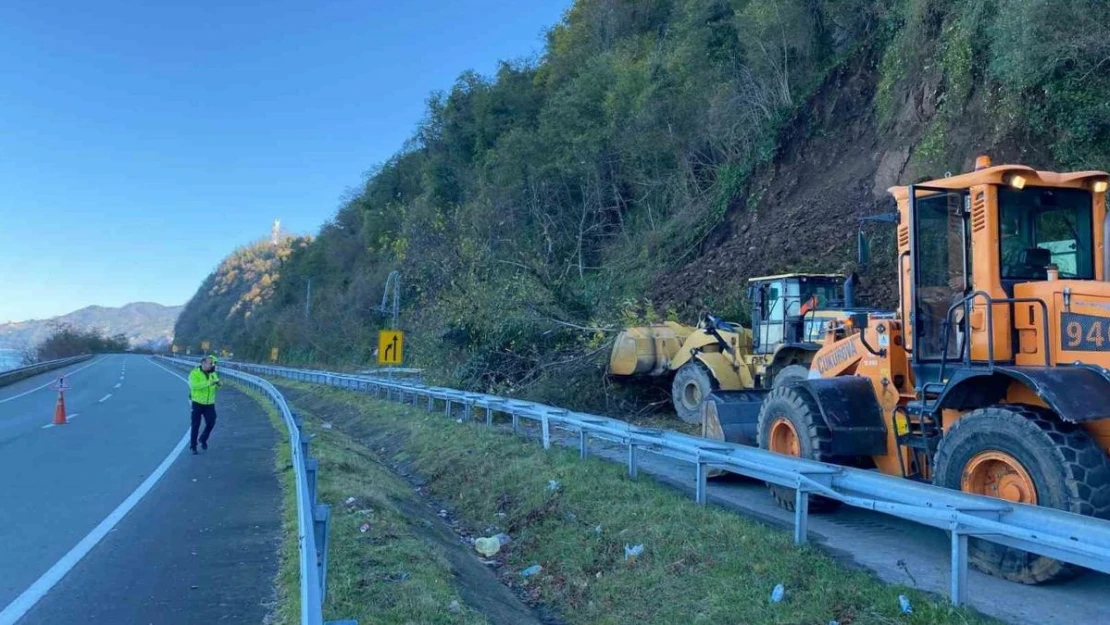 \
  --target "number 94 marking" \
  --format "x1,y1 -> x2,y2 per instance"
1062,312 -> 1110,352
